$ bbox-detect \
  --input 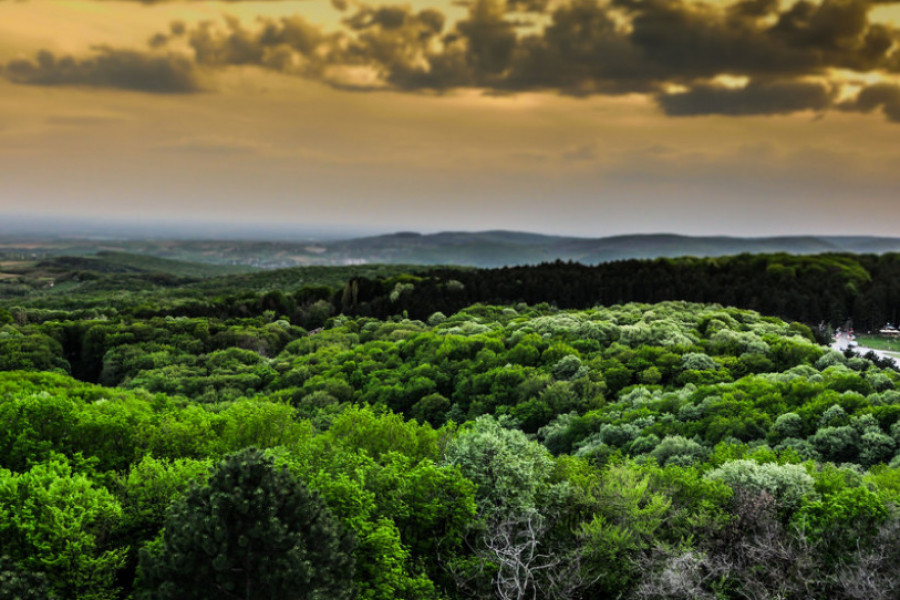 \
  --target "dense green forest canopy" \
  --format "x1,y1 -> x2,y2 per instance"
1,255 -> 900,599
0,251 -> 420,297
338,253 -> 900,332
4,250 -> 898,332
